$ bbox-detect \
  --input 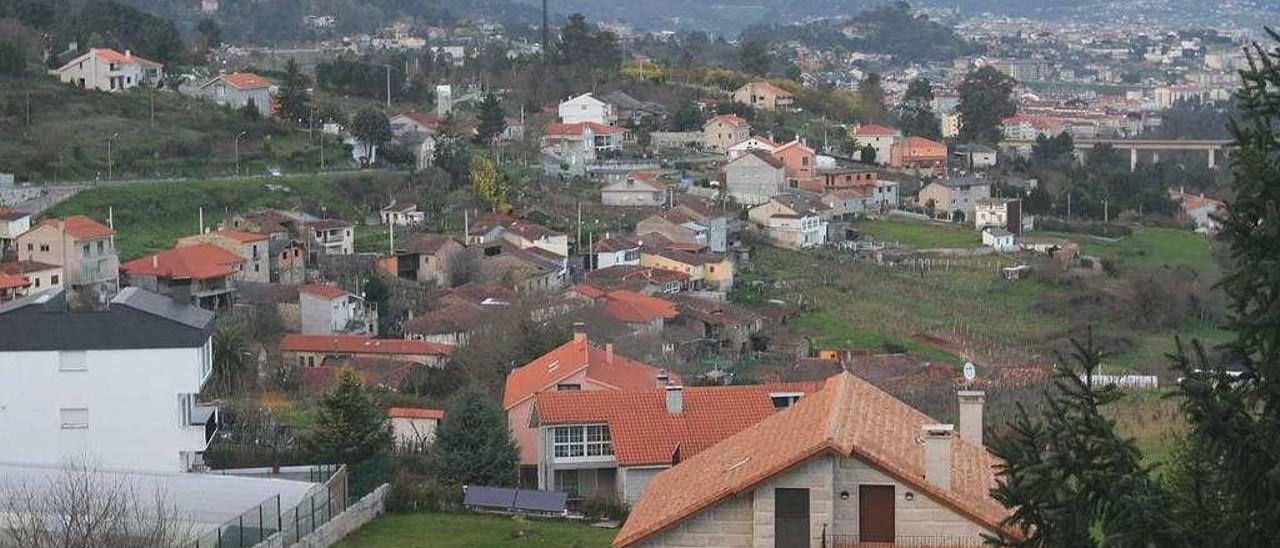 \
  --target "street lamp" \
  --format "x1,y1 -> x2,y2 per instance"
234,131 -> 247,177
106,133 -> 120,181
